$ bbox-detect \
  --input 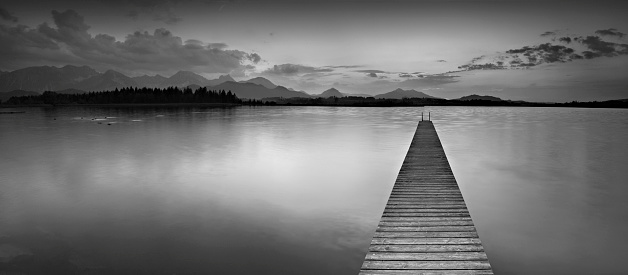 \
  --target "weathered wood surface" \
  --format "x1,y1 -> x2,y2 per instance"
360,121 -> 492,274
